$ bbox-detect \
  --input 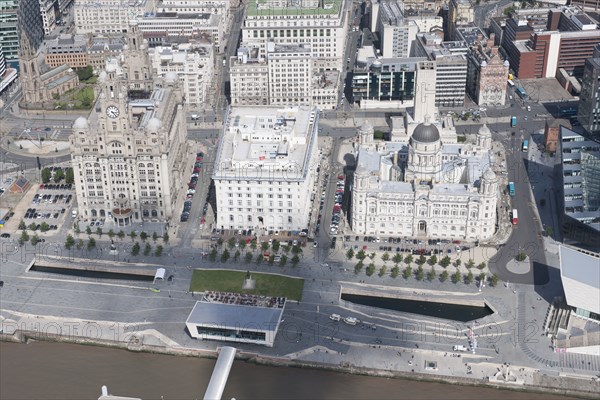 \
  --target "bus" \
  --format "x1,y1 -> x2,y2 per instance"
507,79 -> 515,88
512,209 -> 519,225
511,116 -> 517,127
522,139 -> 529,152
508,182 -> 515,197
516,87 -> 528,99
